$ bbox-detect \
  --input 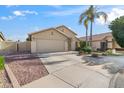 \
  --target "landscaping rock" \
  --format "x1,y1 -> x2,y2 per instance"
0,70 -> 4,87
83,56 -> 107,65
6,54 -> 49,86
0,70 -> 12,88
103,64 -> 120,74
